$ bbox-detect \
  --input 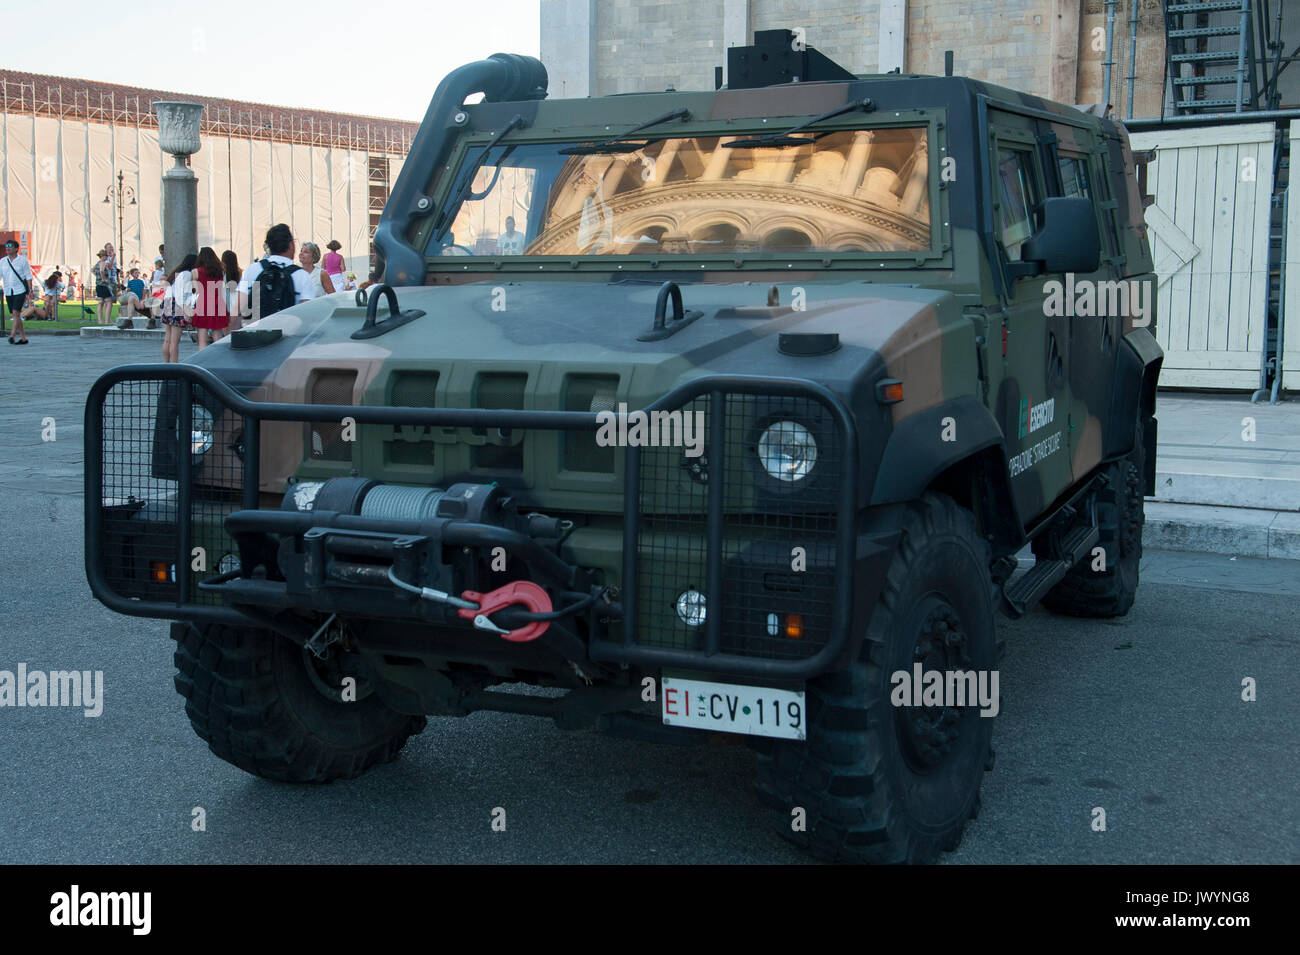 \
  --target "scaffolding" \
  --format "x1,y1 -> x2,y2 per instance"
1162,0 -> 1300,116
0,70 -> 415,277
0,70 -> 415,155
